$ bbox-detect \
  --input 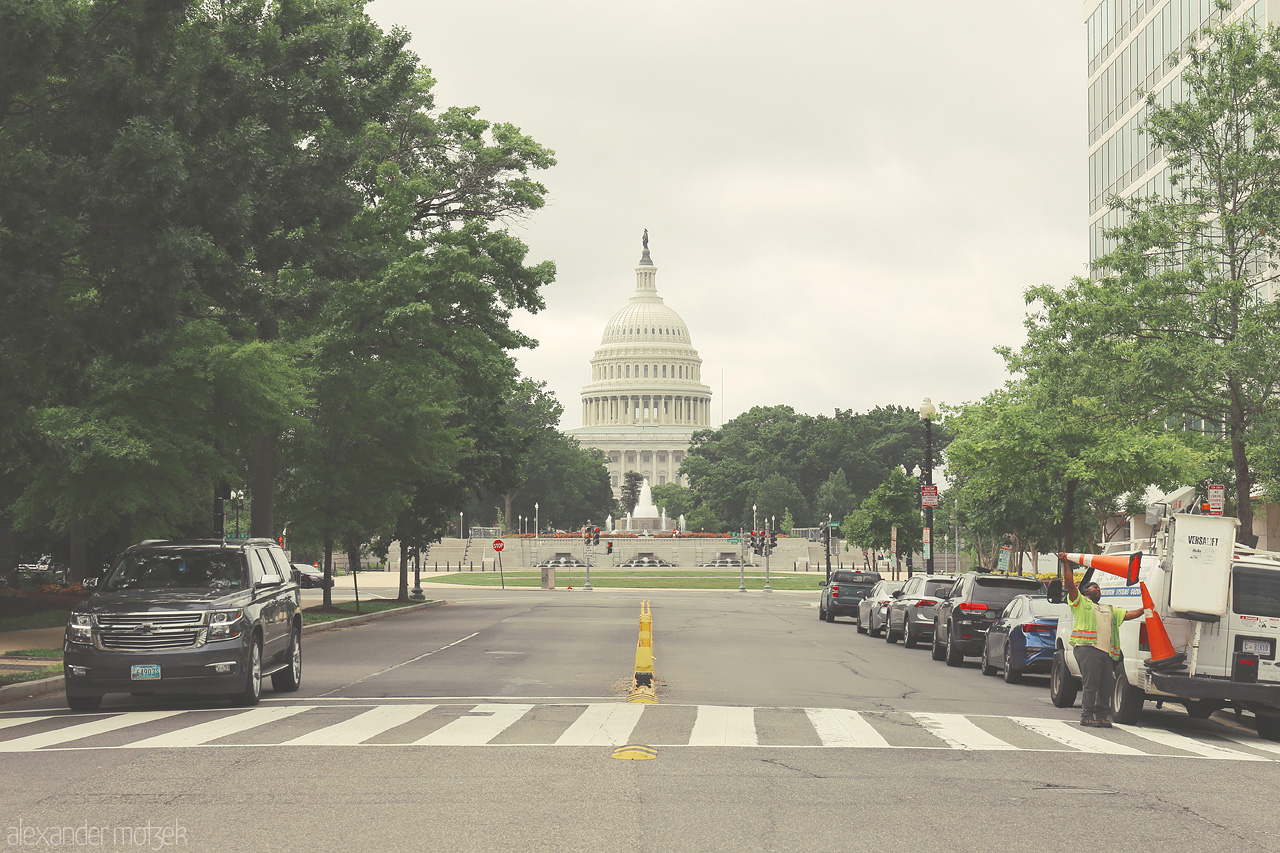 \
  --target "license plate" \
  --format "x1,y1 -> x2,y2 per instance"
130,665 -> 161,681
1242,638 -> 1273,656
